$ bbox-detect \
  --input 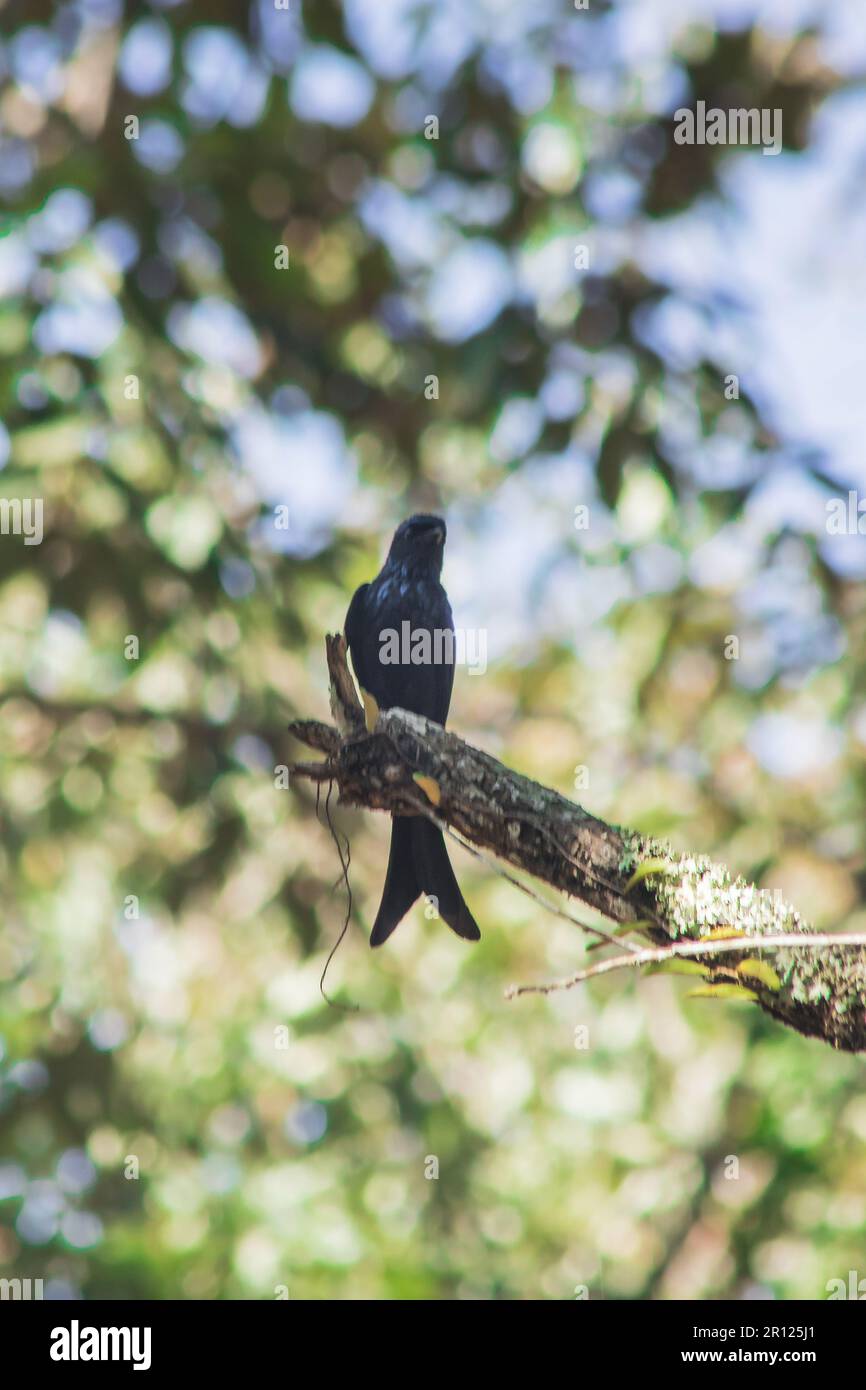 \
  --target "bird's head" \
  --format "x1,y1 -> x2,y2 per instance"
386,514 -> 447,573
